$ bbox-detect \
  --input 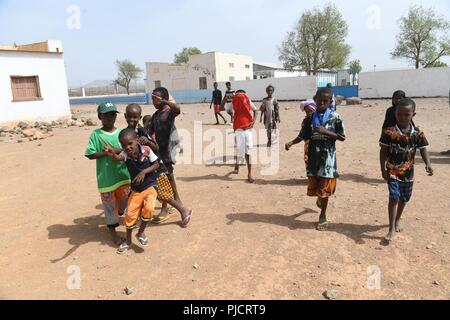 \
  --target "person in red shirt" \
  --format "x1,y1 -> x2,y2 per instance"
232,90 -> 258,183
